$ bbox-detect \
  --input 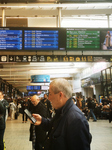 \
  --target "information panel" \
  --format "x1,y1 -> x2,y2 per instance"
66,29 -> 100,50
26,86 -> 33,90
24,30 -> 58,50
0,29 -> 22,50
33,86 -> 41,90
